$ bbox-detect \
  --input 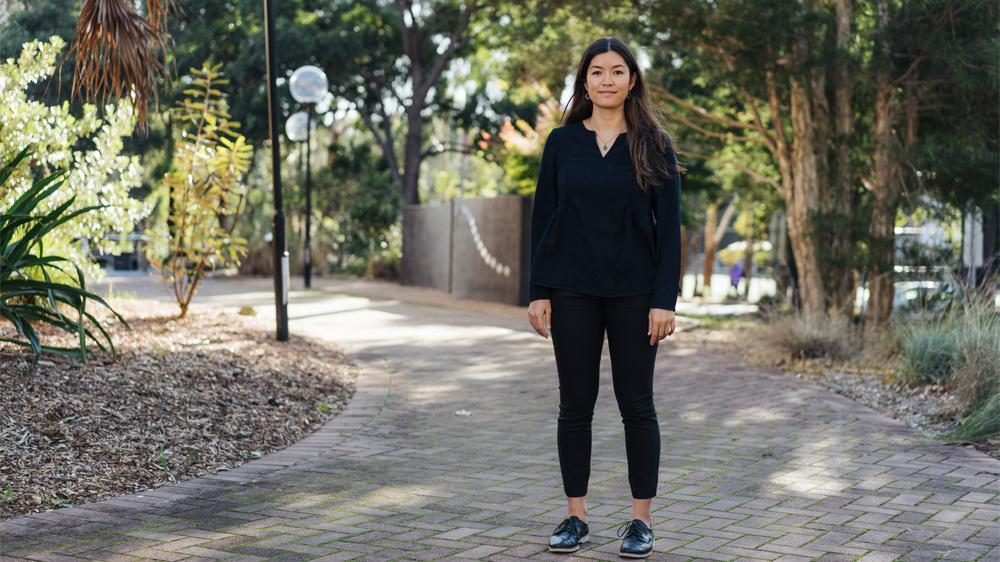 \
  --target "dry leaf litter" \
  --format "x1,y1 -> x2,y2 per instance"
0,299 -> 358,519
